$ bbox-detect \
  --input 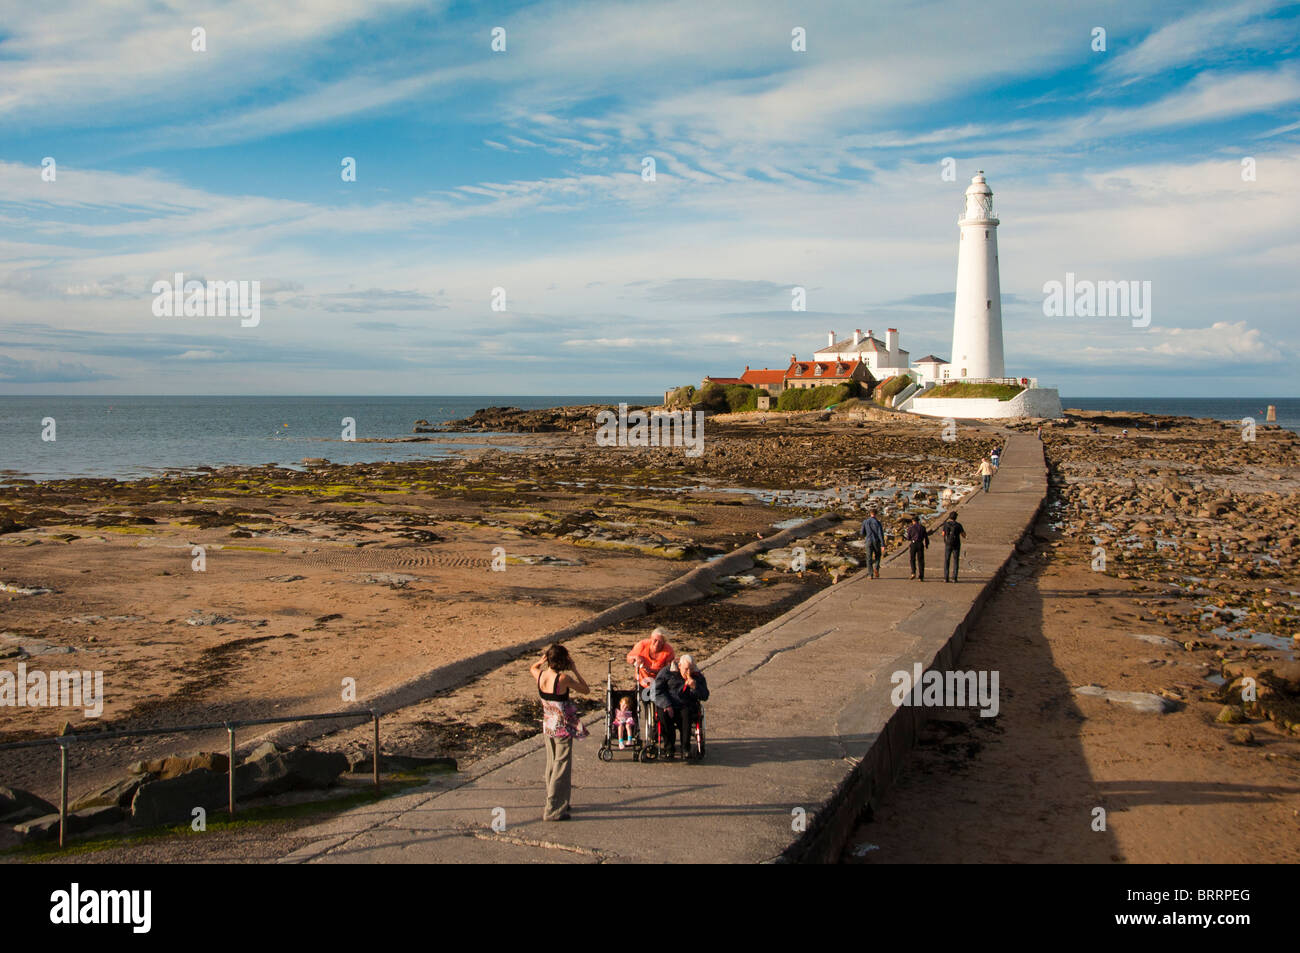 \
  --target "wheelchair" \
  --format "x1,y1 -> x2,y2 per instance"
639,693 -> 705,763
